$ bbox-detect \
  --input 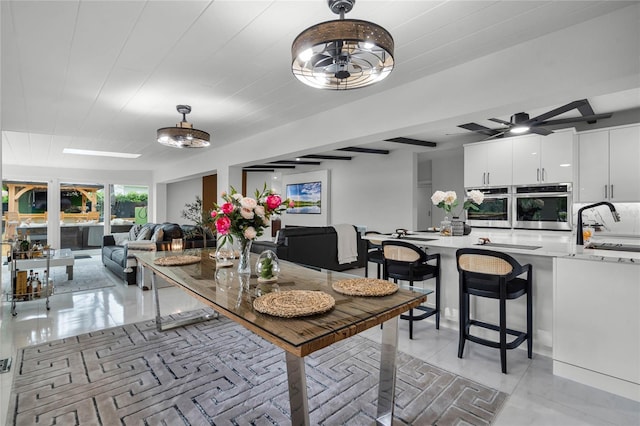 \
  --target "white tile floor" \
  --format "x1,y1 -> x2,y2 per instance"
1,257 -> 638,425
